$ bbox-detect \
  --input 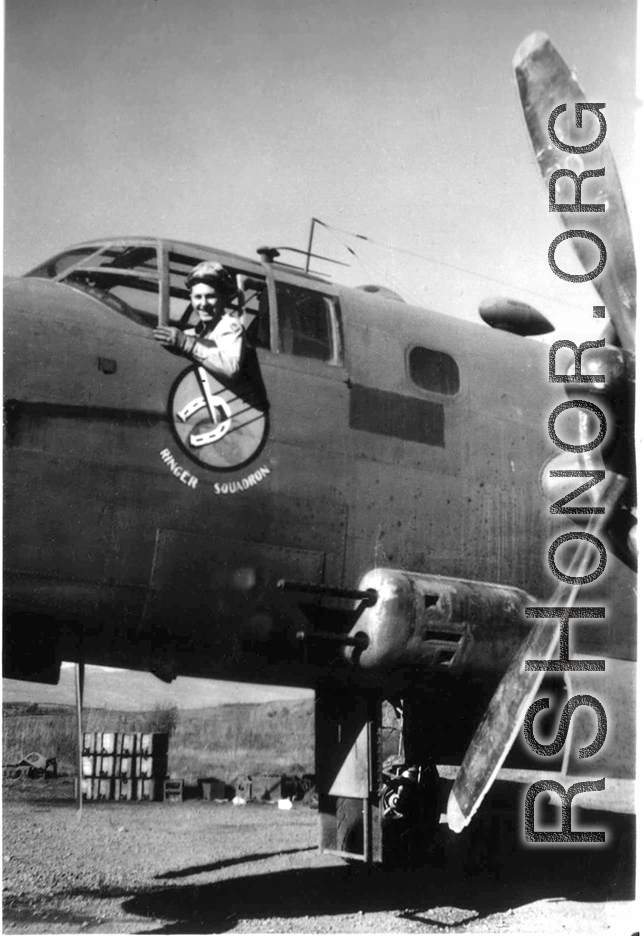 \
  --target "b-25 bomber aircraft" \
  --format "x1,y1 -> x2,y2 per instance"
3,33 -> 636,865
